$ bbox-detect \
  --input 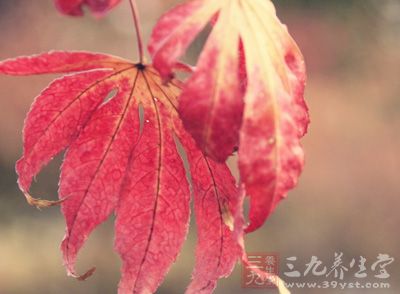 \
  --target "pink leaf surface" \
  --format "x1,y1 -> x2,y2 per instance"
15,70 -> 114,194
60,71 -> 139,278
0,51 -> 128,75
114,73 -> 191,293
178,4 -> 244,161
